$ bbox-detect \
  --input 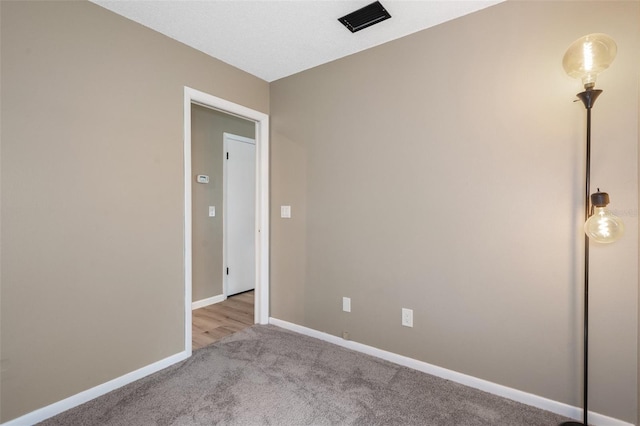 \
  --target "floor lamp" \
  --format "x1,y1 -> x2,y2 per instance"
560,33 -> 625,426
